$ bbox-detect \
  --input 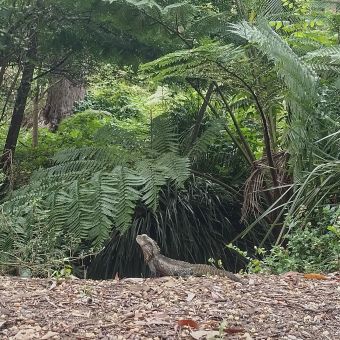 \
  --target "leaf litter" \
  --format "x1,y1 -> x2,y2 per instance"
0,272 -> 339,339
